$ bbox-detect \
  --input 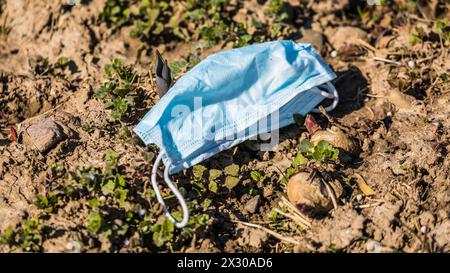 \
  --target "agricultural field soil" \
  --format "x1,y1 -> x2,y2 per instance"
0,0 -> 449,253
